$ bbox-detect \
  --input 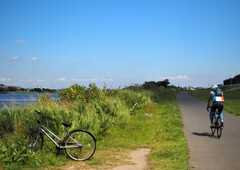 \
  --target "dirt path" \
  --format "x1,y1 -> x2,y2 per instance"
58,148 -> 151,170
112,148 -> 151,170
